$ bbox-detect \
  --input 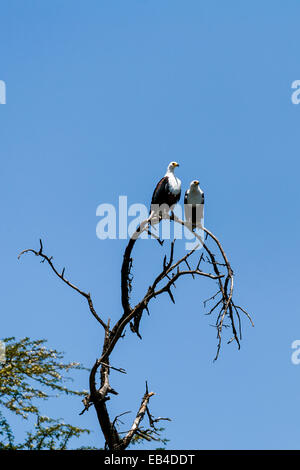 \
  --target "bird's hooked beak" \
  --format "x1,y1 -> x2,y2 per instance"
174,162 -> 179,167
194,180 -> 199,186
